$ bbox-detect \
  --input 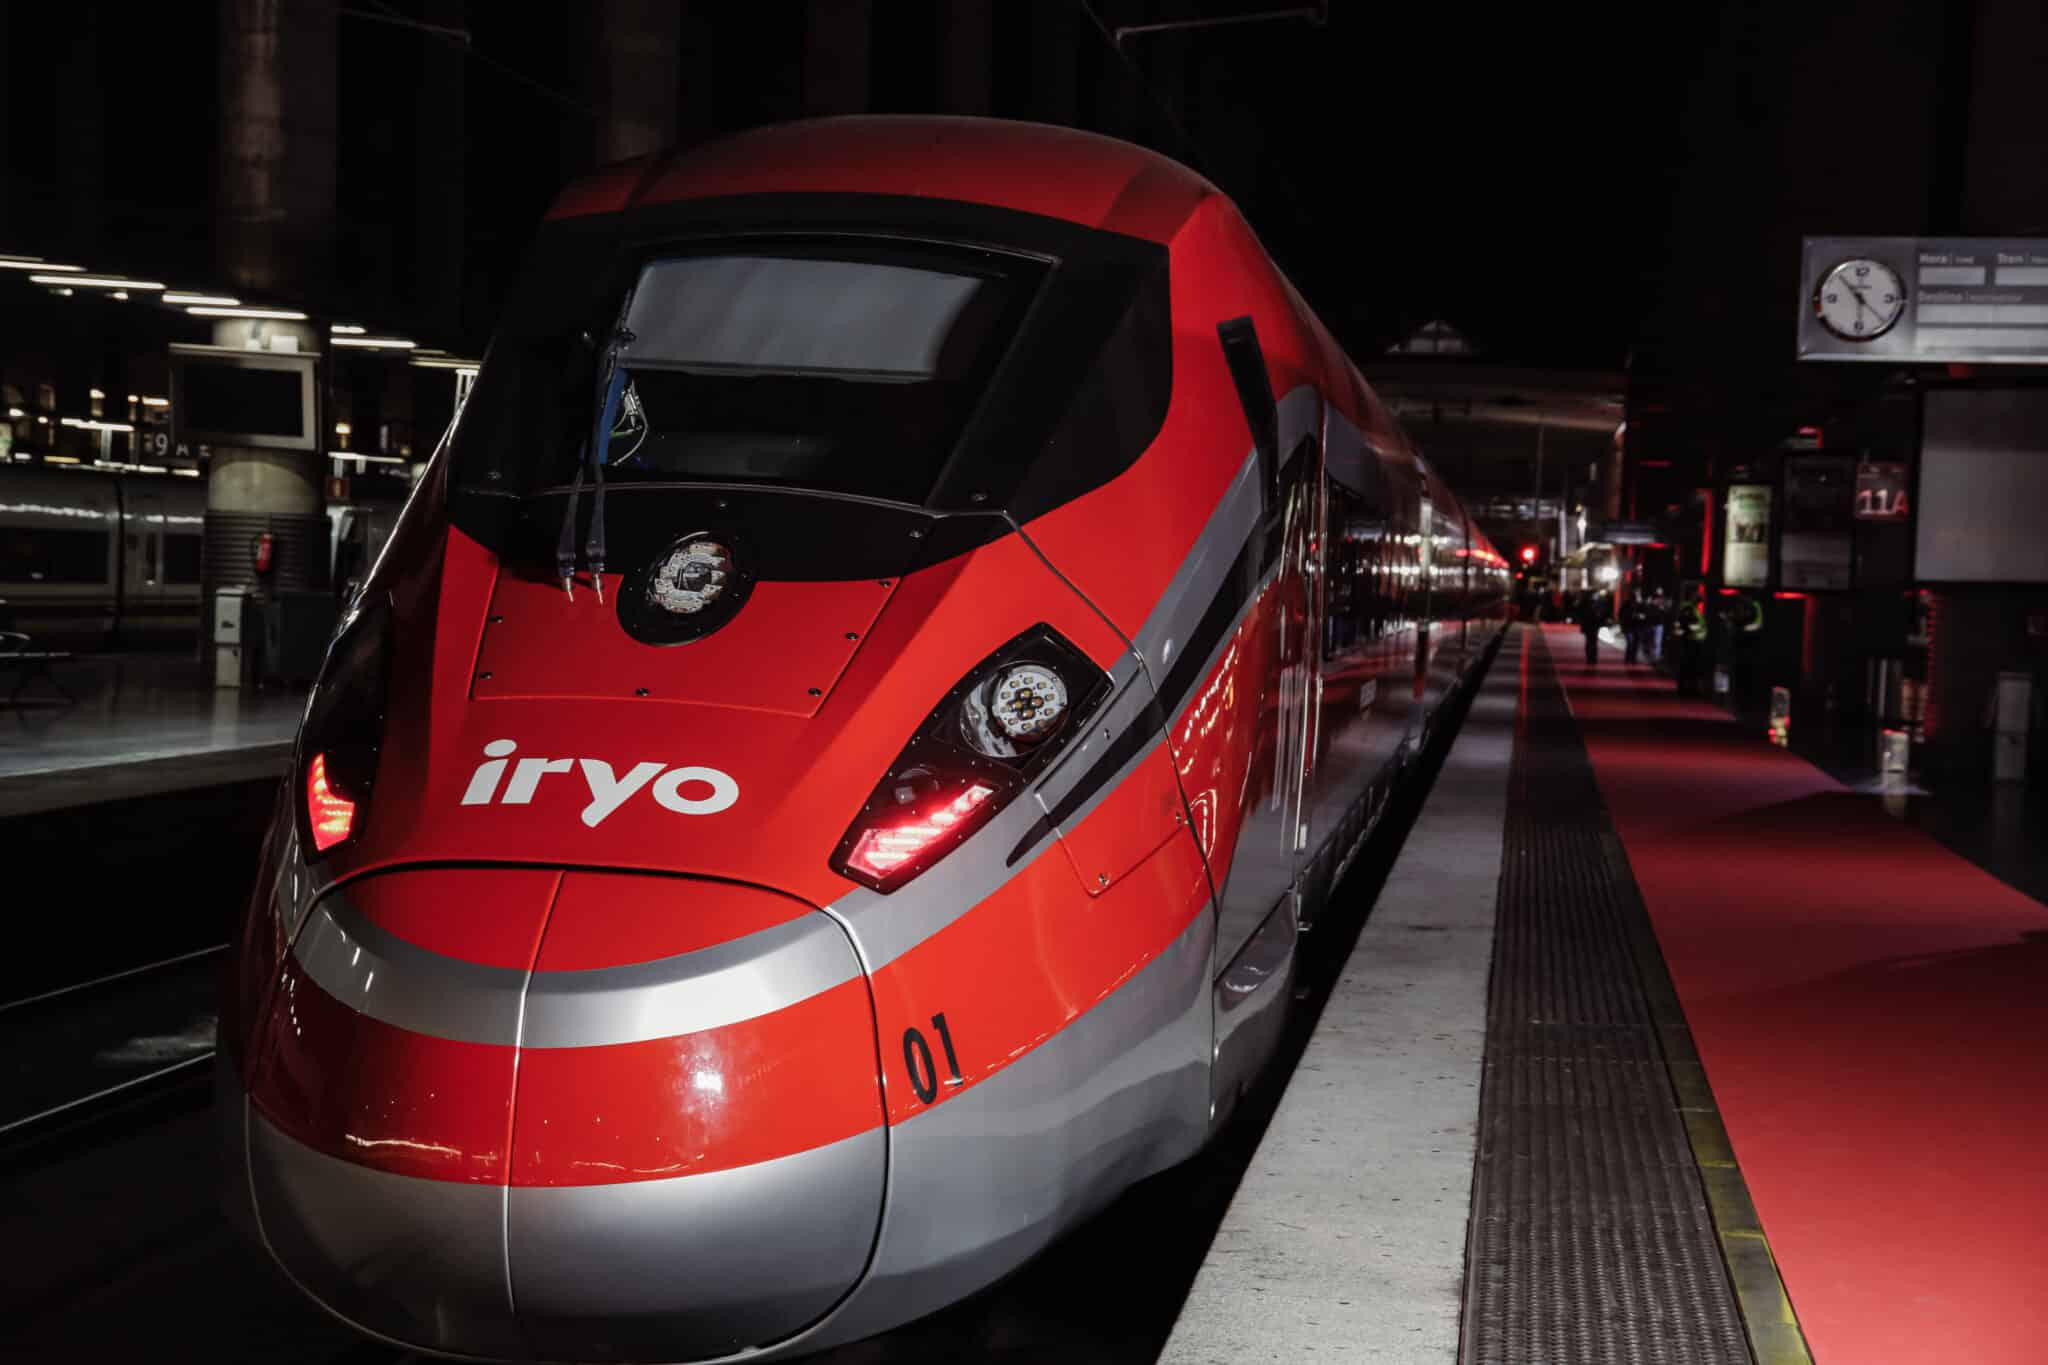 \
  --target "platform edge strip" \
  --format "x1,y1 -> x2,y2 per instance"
1600,824 -> 1818,1365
